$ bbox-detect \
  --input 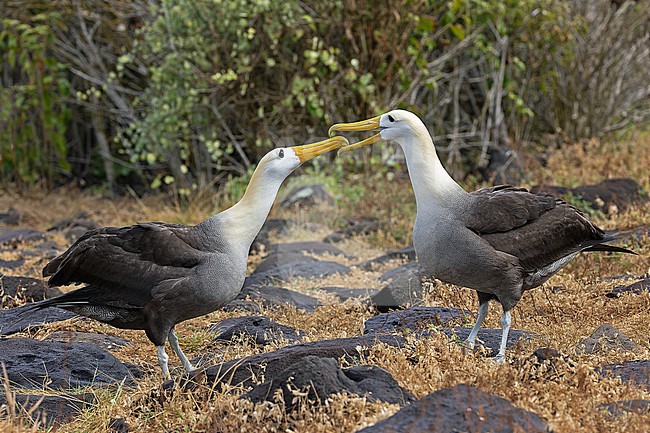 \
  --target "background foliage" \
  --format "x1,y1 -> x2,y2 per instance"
1,0 -> 648,194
